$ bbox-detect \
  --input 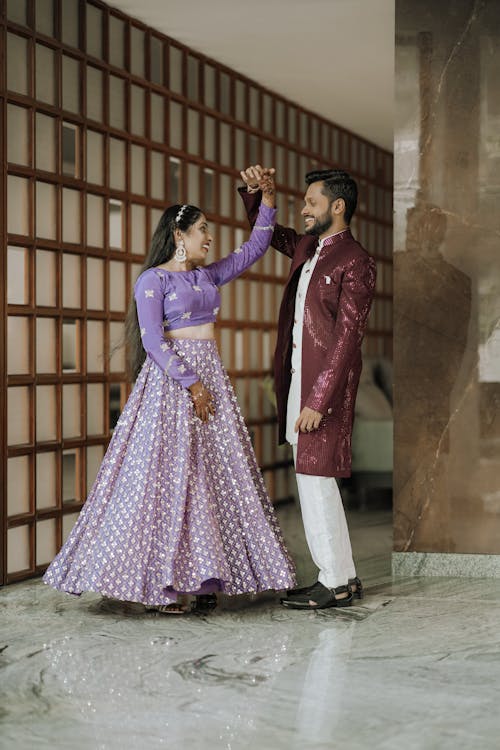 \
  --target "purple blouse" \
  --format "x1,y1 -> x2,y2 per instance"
134,202 -> 277,388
